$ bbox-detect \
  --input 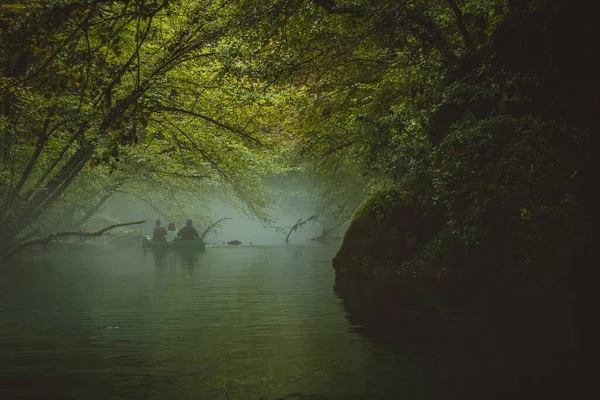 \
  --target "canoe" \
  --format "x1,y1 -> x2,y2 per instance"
142,237 -> 206,251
